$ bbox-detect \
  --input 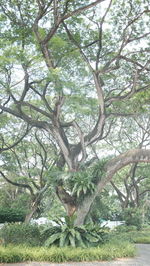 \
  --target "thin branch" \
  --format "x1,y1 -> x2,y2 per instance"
63,0 -> 105,20
54,96 -> 65,119
17,101 -> 53,119
35,131 -> 47,186
20,65 -> 29,101
43,0 -> 105,44
96,0 -> 113,70
0,170 -> 34,196
63,22 -> 93,70
73,121 -> 87,165
0,96 -> 10,114
110,181 -> 126,200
